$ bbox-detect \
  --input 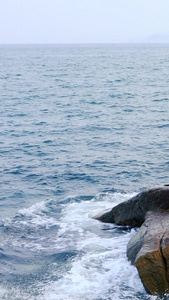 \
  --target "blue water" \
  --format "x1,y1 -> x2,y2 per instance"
0,44 -> 169,299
